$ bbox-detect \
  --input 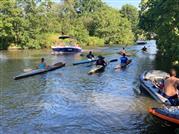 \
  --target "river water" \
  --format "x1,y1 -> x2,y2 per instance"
0,41 -> 178,134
